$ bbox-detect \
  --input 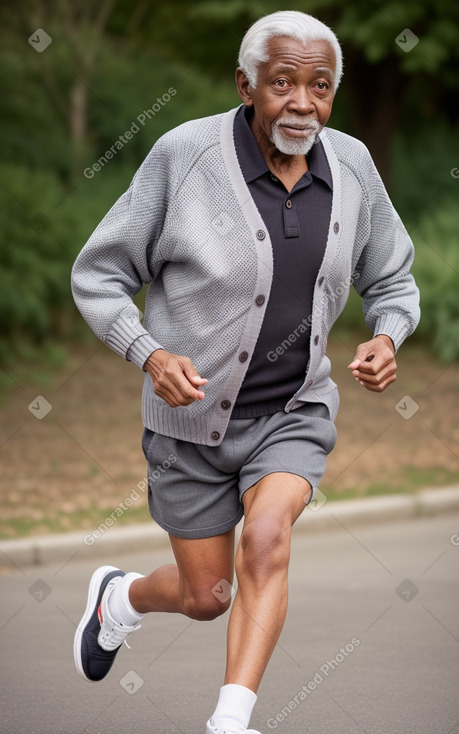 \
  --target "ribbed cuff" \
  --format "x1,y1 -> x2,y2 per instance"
373,313 -> 410,353
127,335 -> 163,370
106,313 -> 164,370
